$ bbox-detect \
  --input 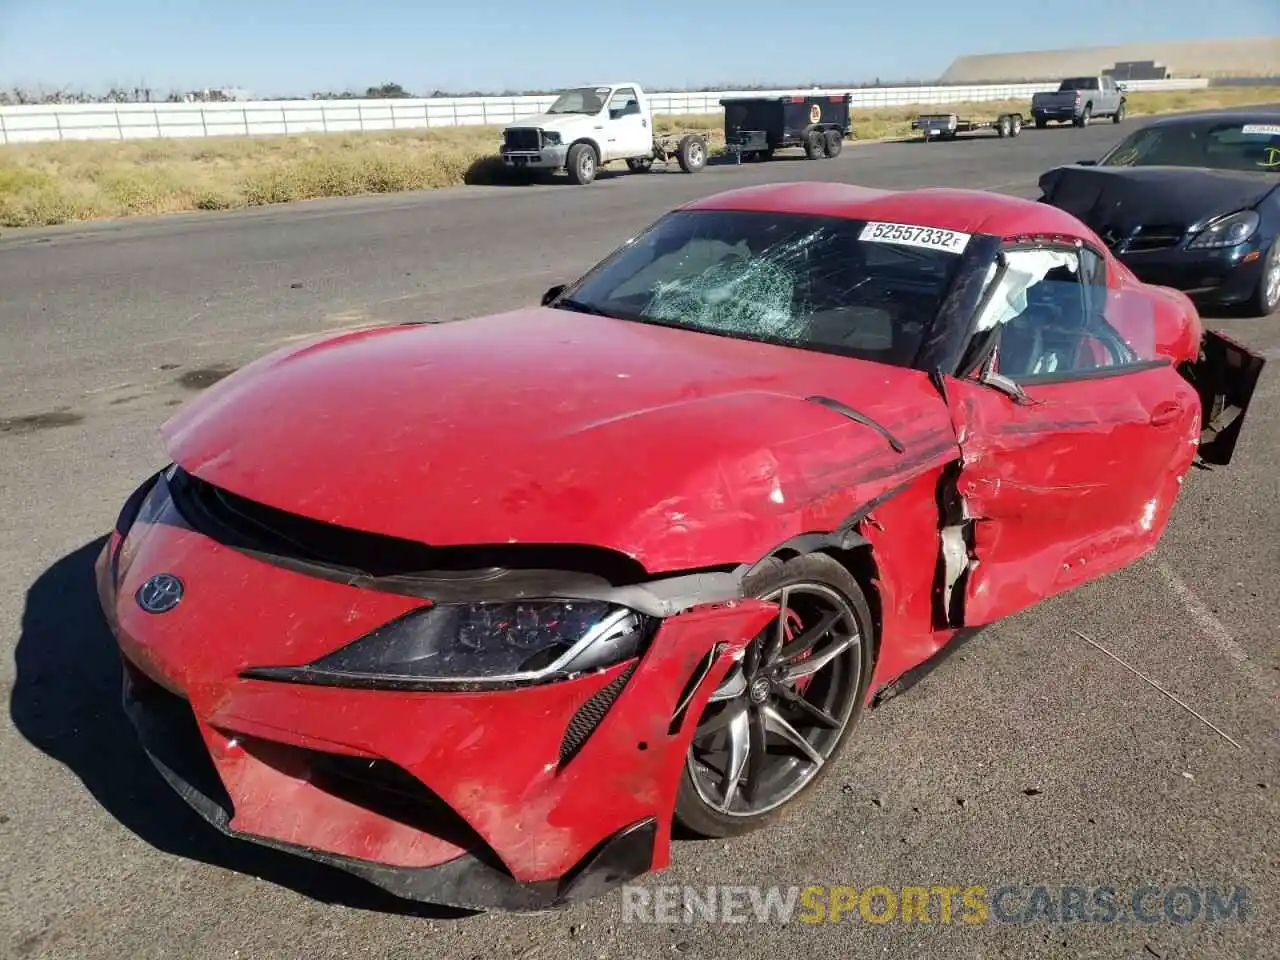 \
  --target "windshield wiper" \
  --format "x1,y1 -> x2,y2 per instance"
552,297 -> 616,318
